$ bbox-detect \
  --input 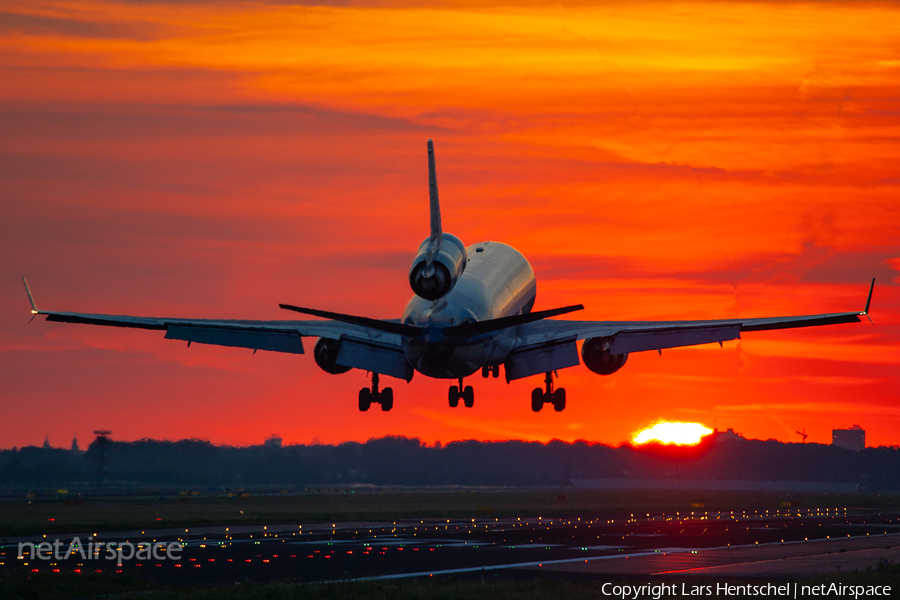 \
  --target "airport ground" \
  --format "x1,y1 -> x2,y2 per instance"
3,487 -> 900,537
2,488 -> 900,598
